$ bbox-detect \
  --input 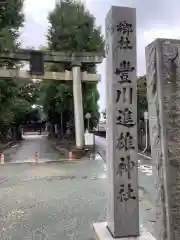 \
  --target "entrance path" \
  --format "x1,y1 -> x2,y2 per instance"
4,134 -> 62,163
